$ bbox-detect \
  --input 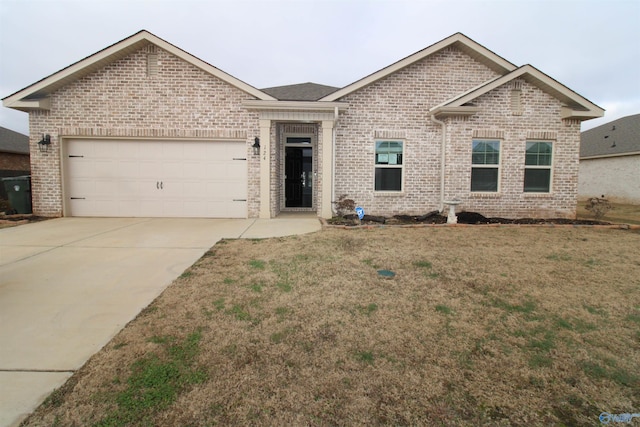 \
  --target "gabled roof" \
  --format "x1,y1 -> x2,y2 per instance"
580,114 -> 640,159
430,64 -> 604,120
262,82 -> 339,101
2,30 -> 275,111
0,127 -> 29,155
319,33 -> 517,102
